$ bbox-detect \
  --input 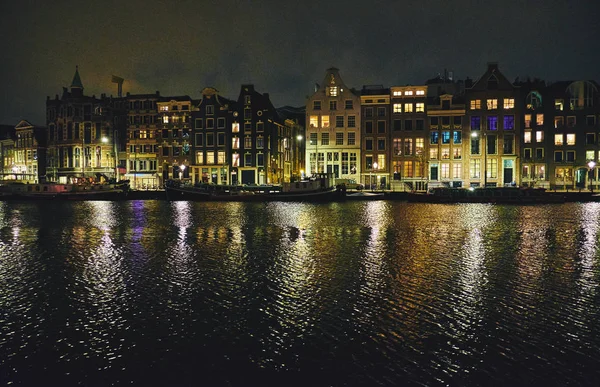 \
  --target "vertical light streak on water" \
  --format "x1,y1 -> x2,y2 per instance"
66,202 -> 129,371
570,203 -> 600,341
